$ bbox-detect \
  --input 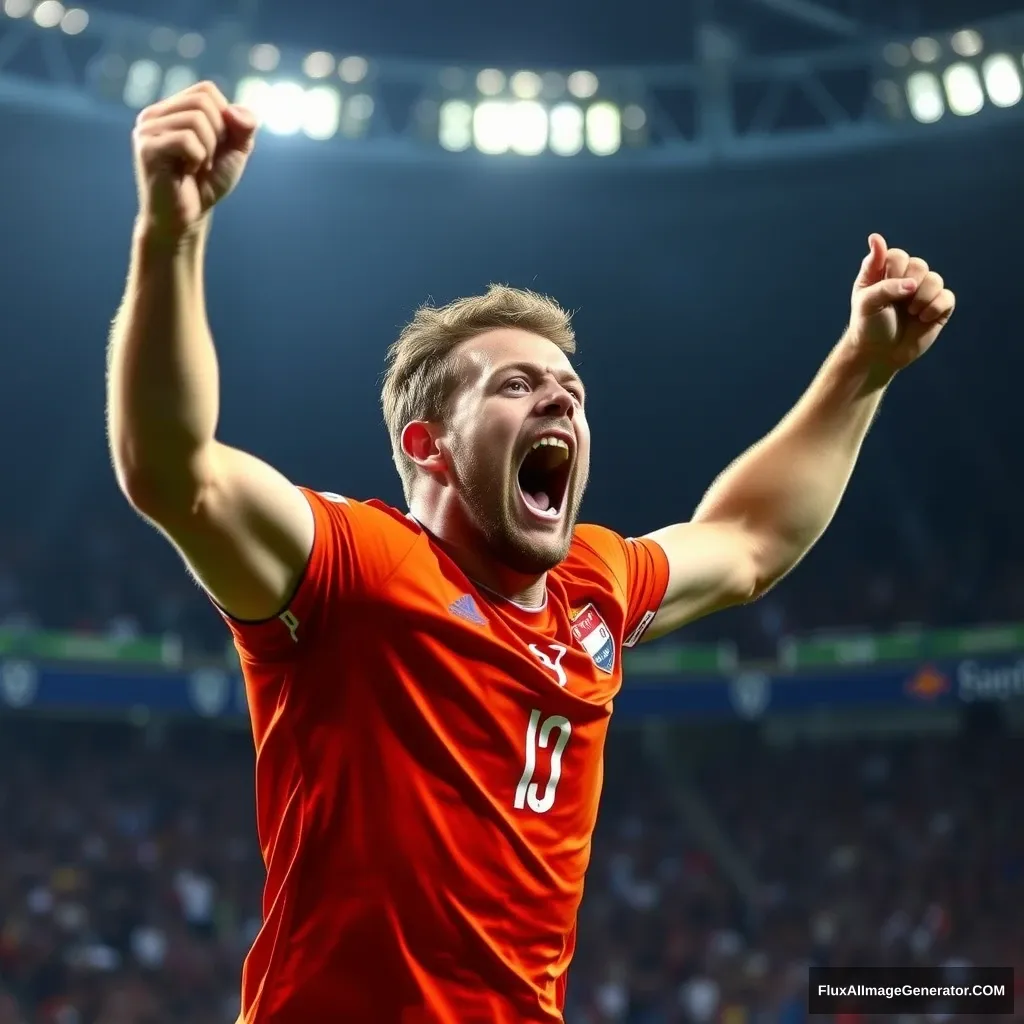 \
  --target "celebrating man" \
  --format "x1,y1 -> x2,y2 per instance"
106,81 -> 955,1023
